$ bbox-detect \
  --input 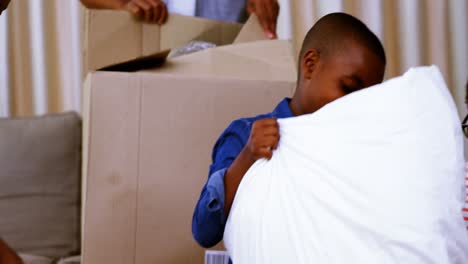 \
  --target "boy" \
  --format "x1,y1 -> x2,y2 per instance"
192,12 -> 387,248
